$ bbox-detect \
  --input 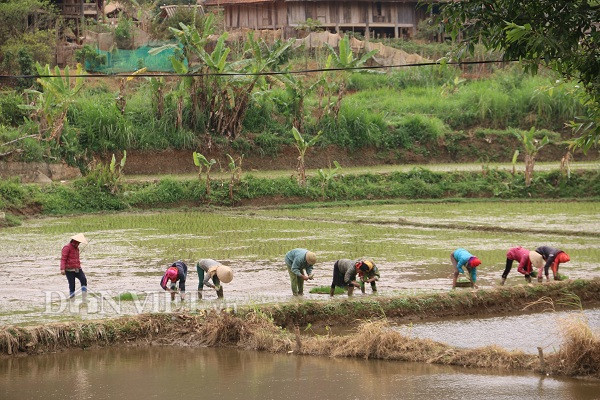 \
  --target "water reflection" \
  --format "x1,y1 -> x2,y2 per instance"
1,347 -> 599,400
396,308 -> 600,354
